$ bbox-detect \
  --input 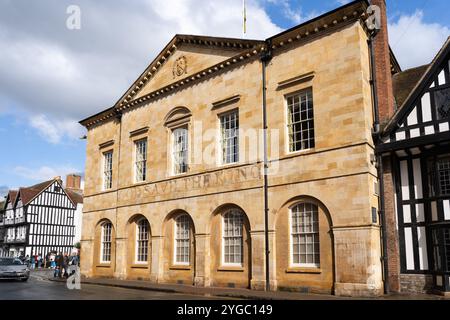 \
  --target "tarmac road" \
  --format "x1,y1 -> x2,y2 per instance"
0,272 -> 219,300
